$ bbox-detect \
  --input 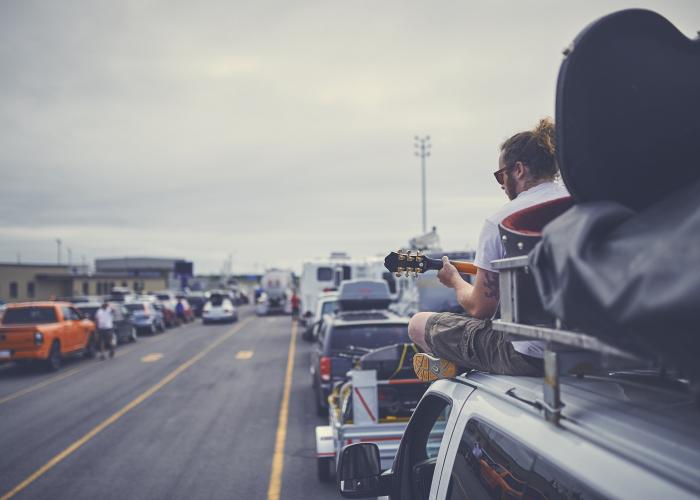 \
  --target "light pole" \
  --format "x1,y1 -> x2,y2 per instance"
56,239 -> 62,265
414,135 -> 431,234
